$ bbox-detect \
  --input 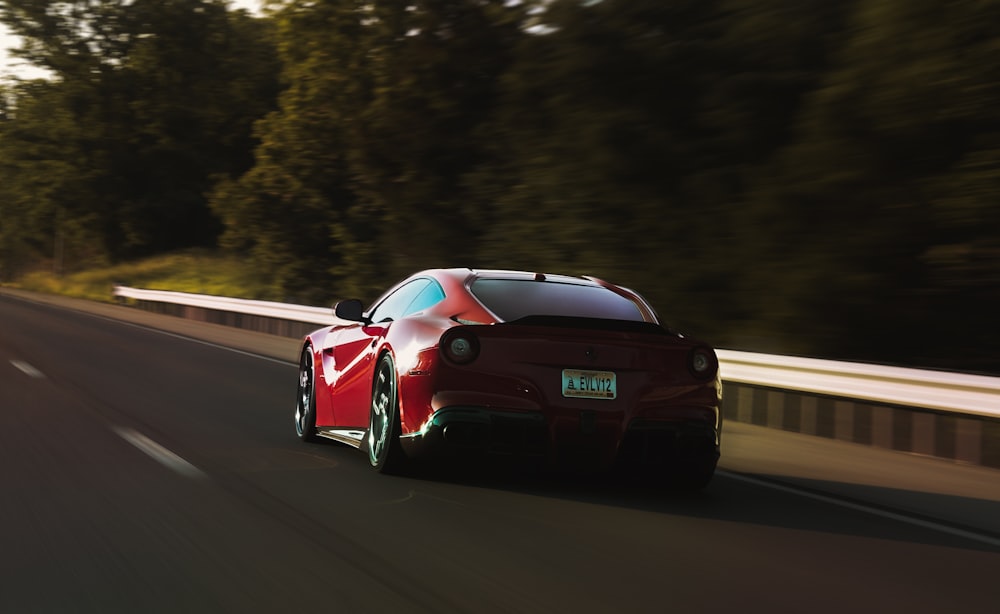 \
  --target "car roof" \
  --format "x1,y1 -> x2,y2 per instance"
422,268 -> 599,287
392,268 -> 659,325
